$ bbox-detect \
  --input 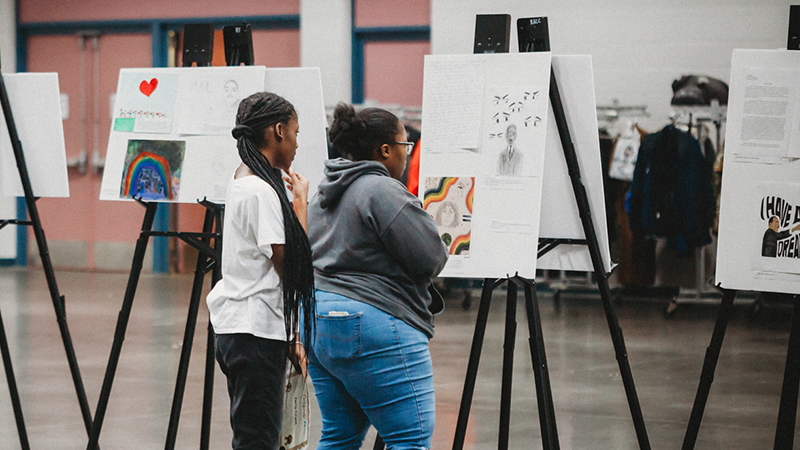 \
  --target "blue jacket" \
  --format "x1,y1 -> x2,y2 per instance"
627,125 -> 714,252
